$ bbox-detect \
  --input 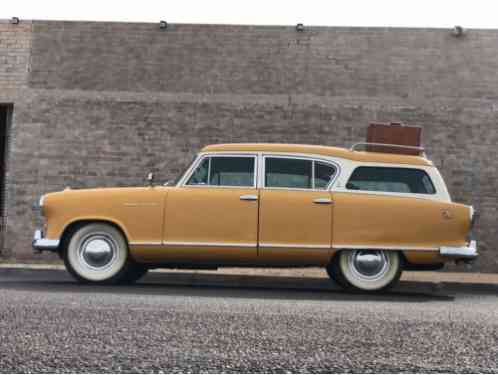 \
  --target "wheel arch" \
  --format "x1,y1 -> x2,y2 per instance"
330,248 -> 413,268
332,248 -> 446,271
59,218 -> 130,254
